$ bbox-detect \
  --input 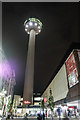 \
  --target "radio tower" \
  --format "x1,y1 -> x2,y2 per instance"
23,18 -> 42,104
